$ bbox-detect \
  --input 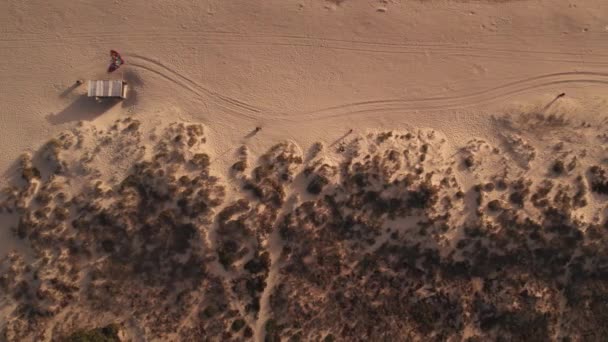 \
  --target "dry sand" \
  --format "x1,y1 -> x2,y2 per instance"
2,0 -> 608,341
2,0 -> 607,178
